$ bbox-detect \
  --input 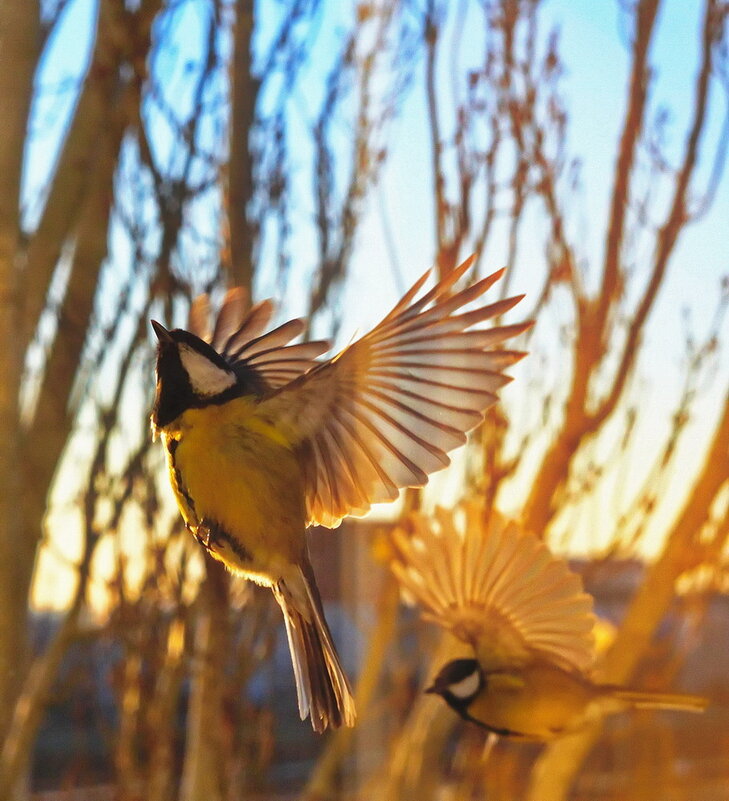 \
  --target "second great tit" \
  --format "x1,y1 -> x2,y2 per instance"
391,502 -> 707,741
427,657 -> 706,741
